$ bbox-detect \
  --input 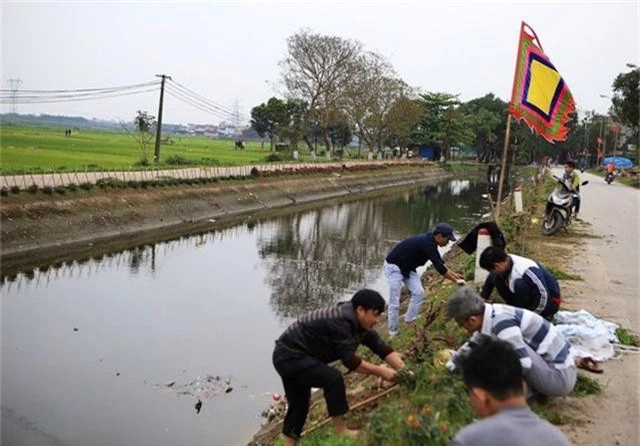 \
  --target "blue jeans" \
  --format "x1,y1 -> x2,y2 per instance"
384,261 -> 426,335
